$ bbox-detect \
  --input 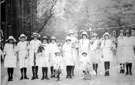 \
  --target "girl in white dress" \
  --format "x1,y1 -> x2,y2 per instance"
49,36 -> 59,78
29,32 -> 41,80
116,30 -> 125,73
39,35 -> 50,80
90,33 -> 101,75
123,29 -> 135,75
3,36 -> 17,81
101,32 -> 115,76
16,34 -> 29,80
